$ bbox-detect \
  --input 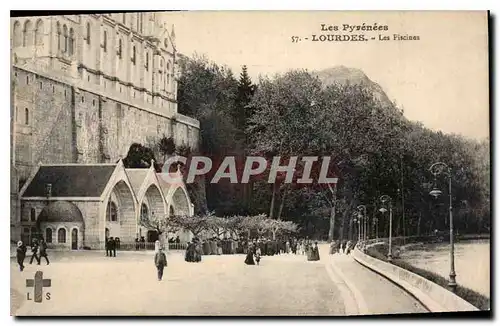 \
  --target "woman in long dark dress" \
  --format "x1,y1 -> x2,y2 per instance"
312,242 -> 320,261
185,242 -> 195,262
244,244 -> 255,265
